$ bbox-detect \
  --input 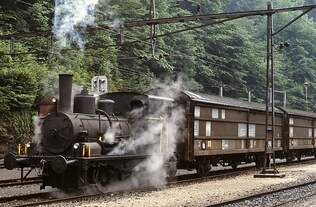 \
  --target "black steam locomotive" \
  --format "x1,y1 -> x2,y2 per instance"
4,74 -> 176,189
